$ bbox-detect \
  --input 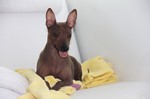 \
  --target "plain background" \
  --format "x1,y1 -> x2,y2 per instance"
67,0 -> 150,82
